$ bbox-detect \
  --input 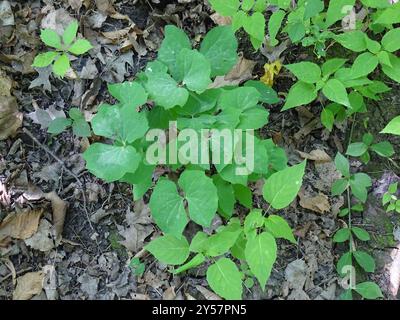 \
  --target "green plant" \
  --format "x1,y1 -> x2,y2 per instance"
47,108 -> 91,137
82,25 -> 305,299
129,257 -> 145,277
346,133 -> 394,164
382,182 -> 400,214
332,153 -> 383,300
32,20 -> 93,77
209,0 -> 268,49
